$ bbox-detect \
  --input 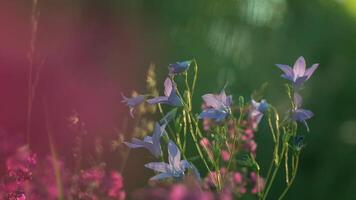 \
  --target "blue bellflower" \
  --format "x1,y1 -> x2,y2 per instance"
146,77 -> 183,107
198,90 -> 232,122
124,122 -> 166,158
145,140 -> 191,181
291,92 -> 314,131
121,94 -> 146,118
276,56 -> 319,88
249,99 -> 268,129
168,61 -> 191,75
